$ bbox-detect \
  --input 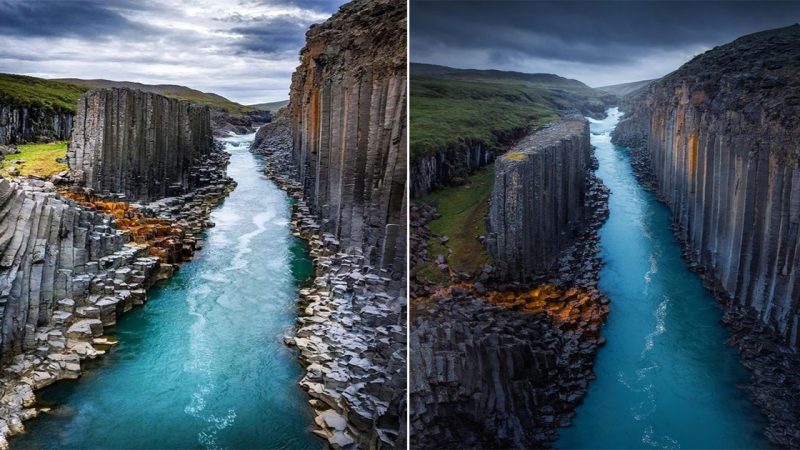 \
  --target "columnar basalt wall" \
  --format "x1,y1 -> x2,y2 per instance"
487,118 -> 591,280
0,104 -> 73,145
287,0 -> 406,275
68,88 -> 213,202
613,25 -> 800,349
0,179 -> 134,363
